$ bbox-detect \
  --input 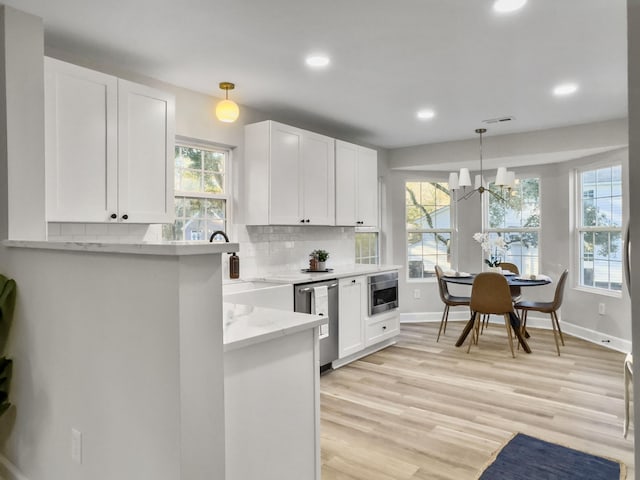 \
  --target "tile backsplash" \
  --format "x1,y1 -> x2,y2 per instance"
231,225 -> 356,278
47,222 -> 159,242
47,222 -> 355,278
